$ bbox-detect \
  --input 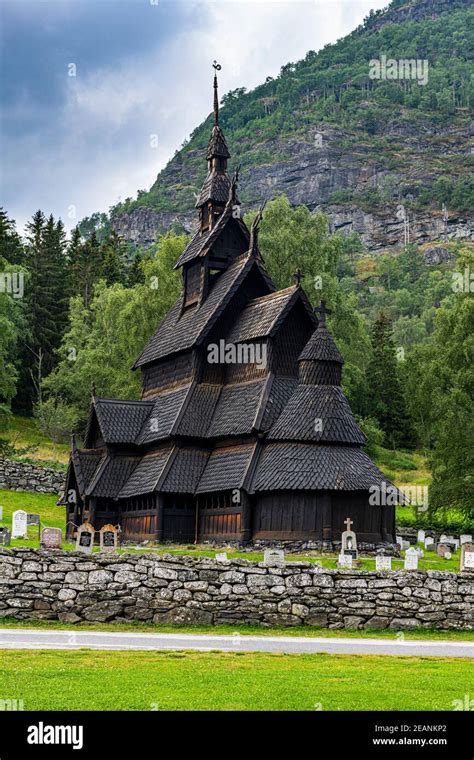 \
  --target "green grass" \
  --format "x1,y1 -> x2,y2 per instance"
373,446 -> 431,487
1,617 -> 473,641
1,414 -> 69,466
0,650 -> 470,710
